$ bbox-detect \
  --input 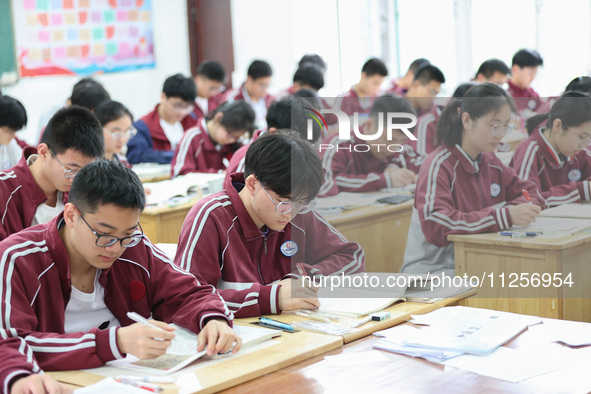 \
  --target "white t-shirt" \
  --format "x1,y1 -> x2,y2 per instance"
0,139 -> 23,170
64,269 -> 120,333
26,154 -> 65,226
195,96 -> 209,117
160,119 -> 185,151
241,86 -> 268,130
